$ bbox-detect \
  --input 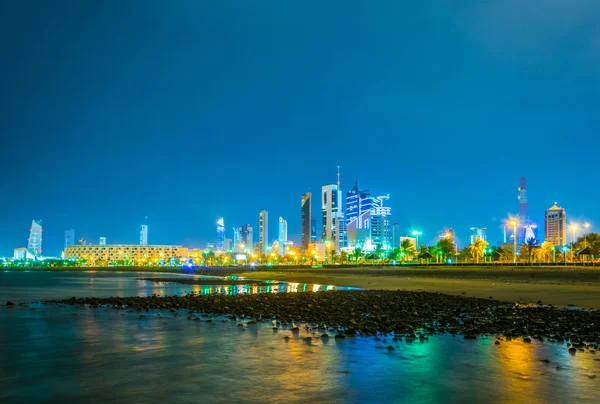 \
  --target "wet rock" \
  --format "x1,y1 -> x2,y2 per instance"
335,334 -> 346,339
568,347 -> 577,355
6,301 -> 15,307
48,290 -> 600,343
387,346 -> 395,351
523,337 -> 532,343
495,340 -> 500,345
321,334 -> 329,339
